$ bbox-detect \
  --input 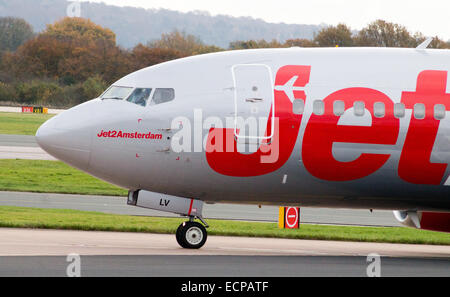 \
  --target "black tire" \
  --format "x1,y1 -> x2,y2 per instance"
176,223 -> 184,247
177,221 -> 207,249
